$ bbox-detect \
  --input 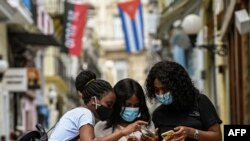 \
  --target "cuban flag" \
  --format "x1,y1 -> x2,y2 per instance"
118,0 -> 144,53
